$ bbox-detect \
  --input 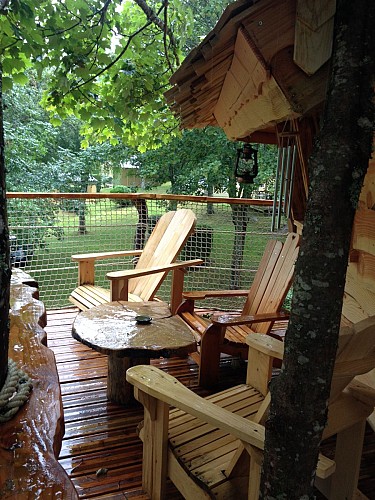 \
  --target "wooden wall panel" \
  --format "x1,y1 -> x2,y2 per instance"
352,209 -> 375,257
343,263 -> 375,323
293,0 -> 336,75
344,142 -> 375,429
214,28 -> 294,140
359,163 -> 375,210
